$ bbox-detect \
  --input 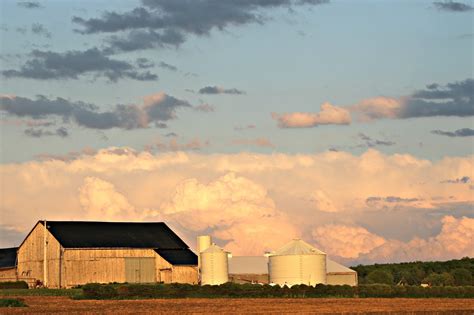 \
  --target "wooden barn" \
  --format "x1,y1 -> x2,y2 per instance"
12,220 -> 198,288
